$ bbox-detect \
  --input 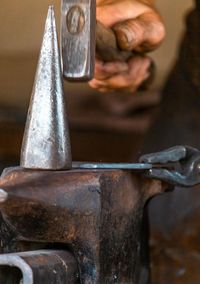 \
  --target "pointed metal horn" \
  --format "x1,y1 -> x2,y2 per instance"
20,6 -> 72,170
